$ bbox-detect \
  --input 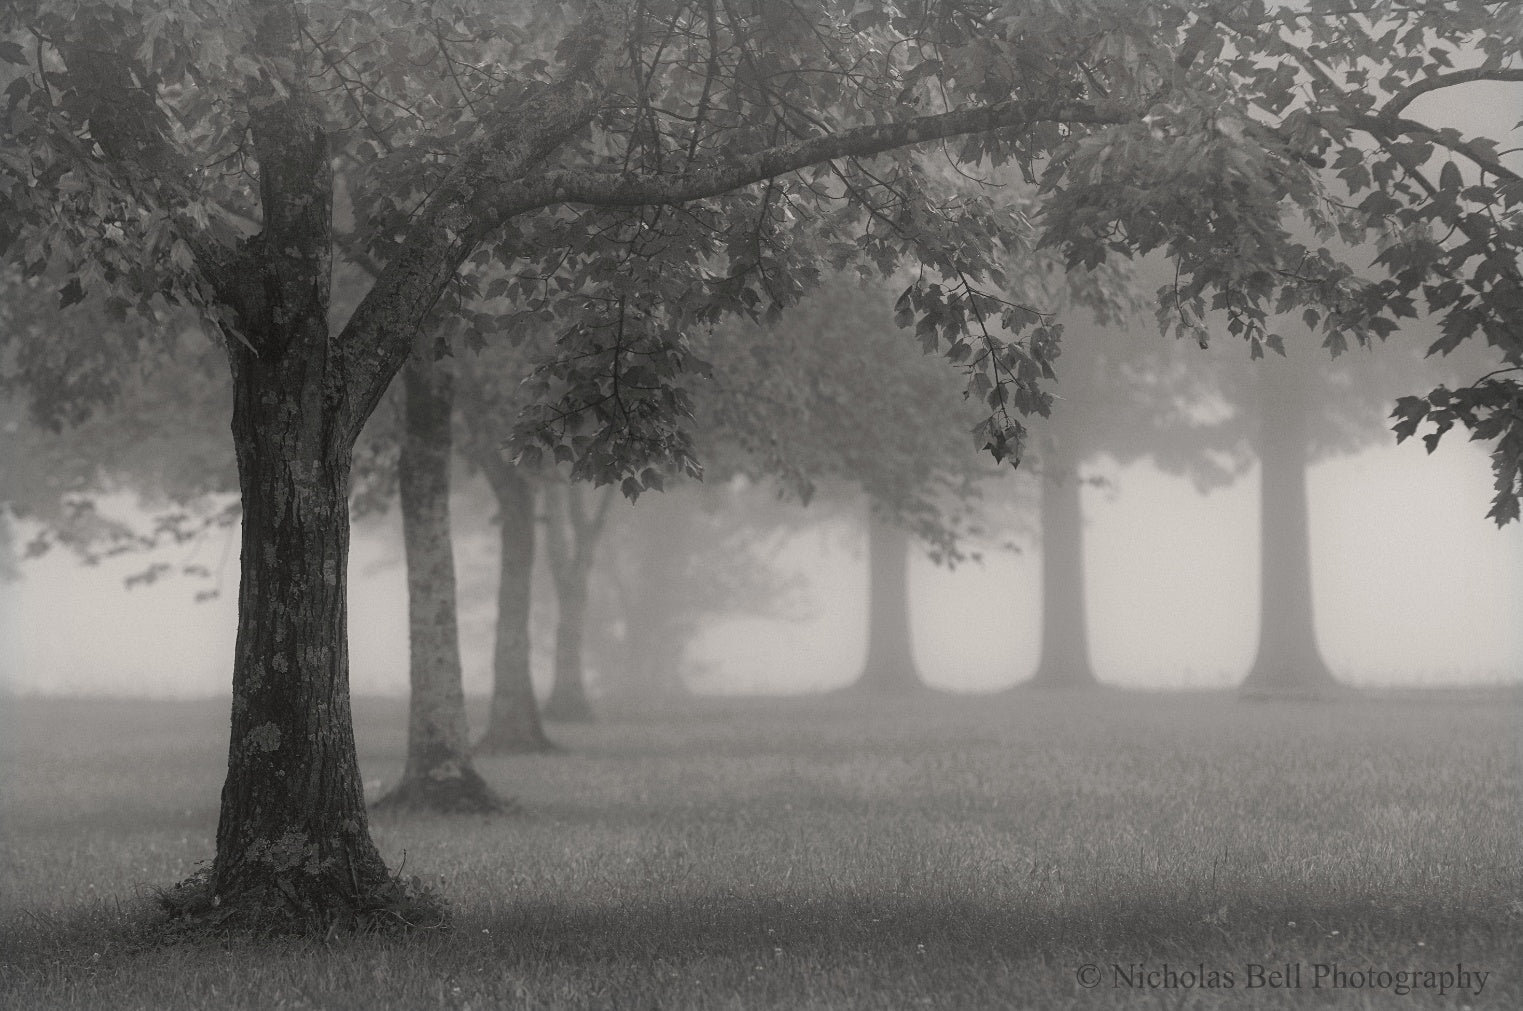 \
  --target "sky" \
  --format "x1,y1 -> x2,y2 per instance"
2,429 -> 1518,699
